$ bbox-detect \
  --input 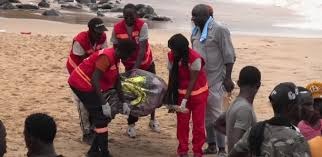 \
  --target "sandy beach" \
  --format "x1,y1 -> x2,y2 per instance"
0,16 -> 321,156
